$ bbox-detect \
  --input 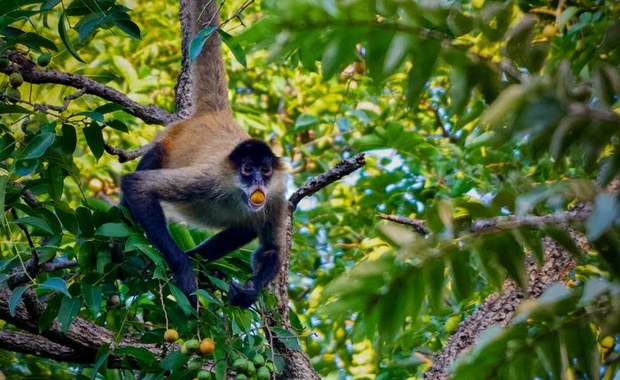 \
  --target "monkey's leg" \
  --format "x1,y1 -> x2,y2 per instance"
228,246 -> 281,308
186,227 -> 257,260
121,166 -> 211,302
